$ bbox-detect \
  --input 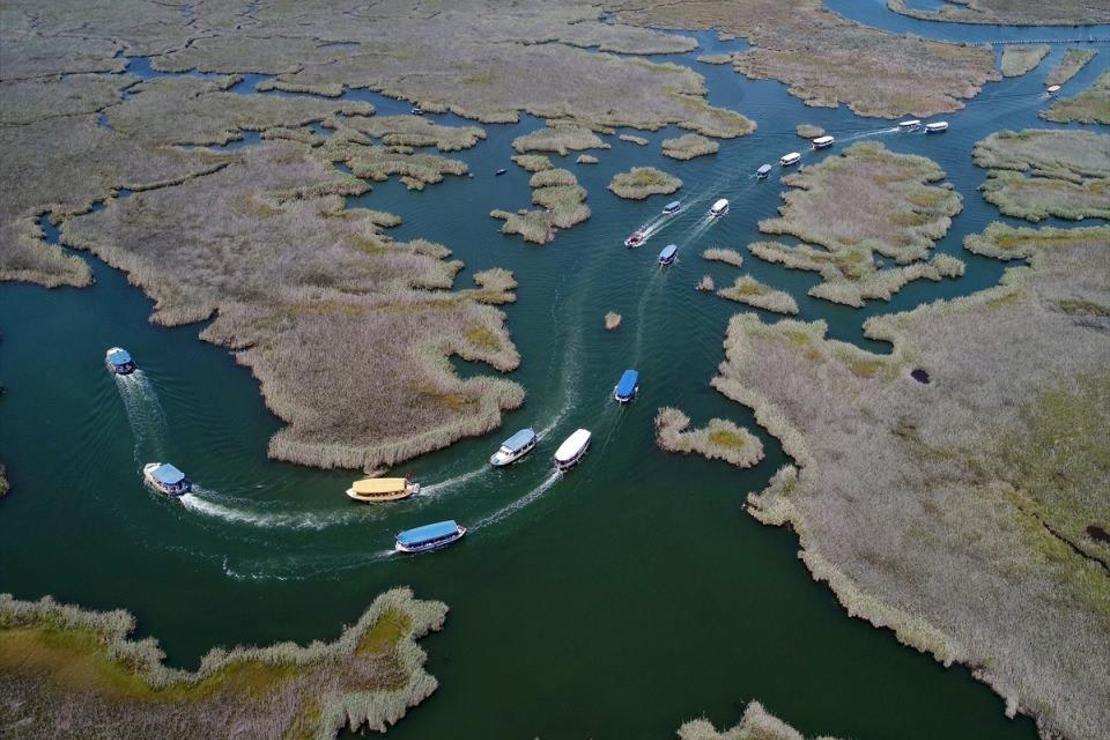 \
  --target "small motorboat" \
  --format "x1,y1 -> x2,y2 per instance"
925,121 -> 949,134
614,369 -> 640,404
780,152 -> 801,166
624,230 -> 646,248
658,244 -> 678,266
1046,84 -> 1062,95
495,168 -> 508,176
898,119 -> 922,132
662,200 -> 682,216
709,198 -> 729,217
811,135 -> 835,149
142,462 -> 192,496
756,163 -> 773,179
490,428 -> 537,466
410,106 -> 424,116
554,428 -> 591,470
105,347 -> 135,375
346,476 -> 420,503
395,520 -> 467,554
